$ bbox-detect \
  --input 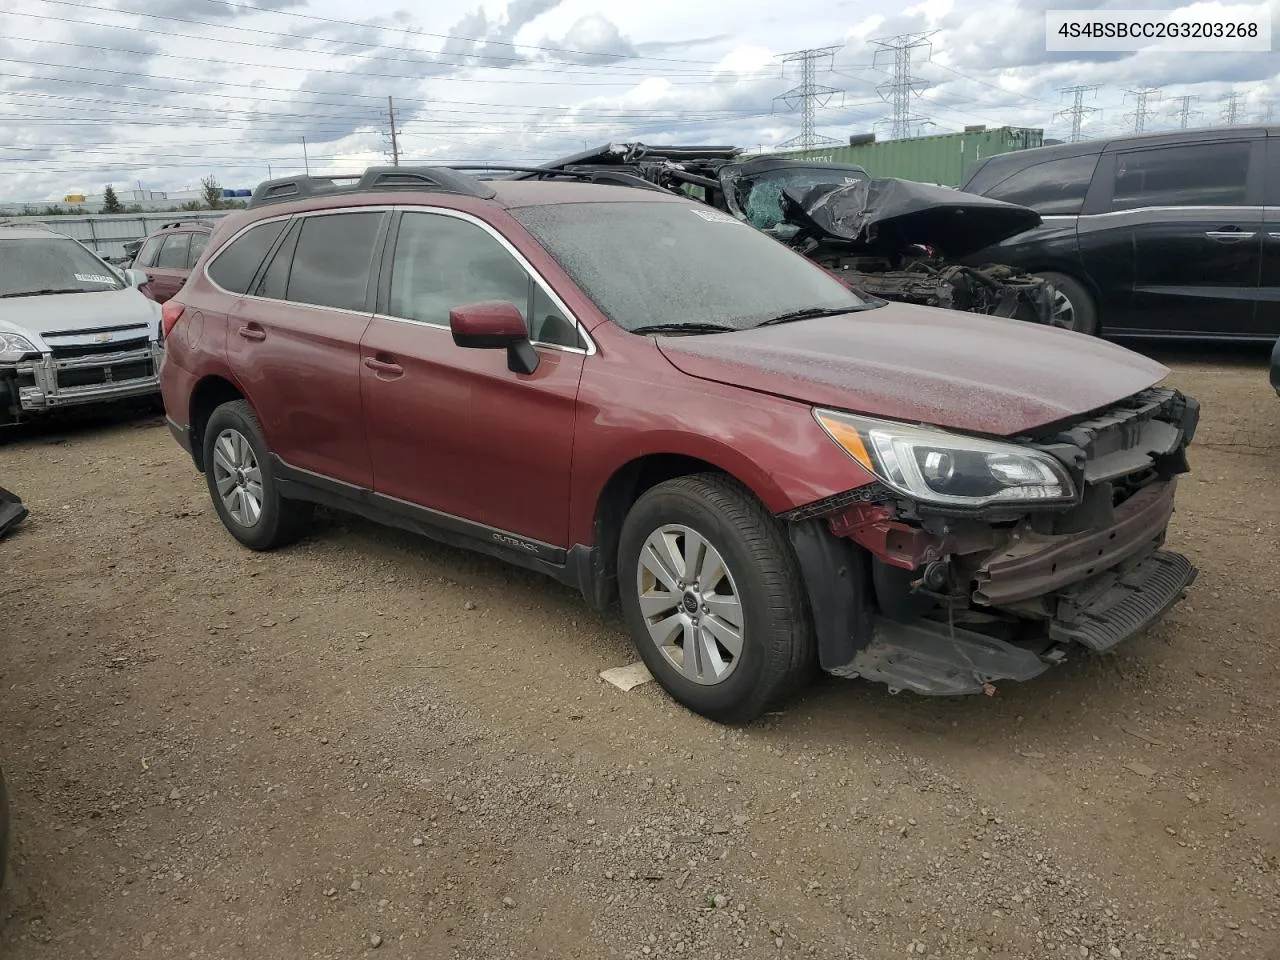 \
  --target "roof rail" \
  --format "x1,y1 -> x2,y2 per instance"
247,166 -> 496,209
448,164 -> 673,192
157,219 -> 214,231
